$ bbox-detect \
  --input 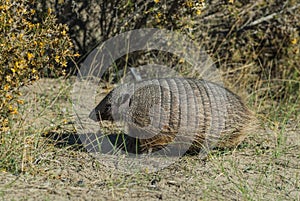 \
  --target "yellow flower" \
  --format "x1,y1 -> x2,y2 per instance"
32,68 -> 37,74
61,60 -> 67,67
186,1 -> 193,7
11,68 -> 16,74
17,99 -> 24,104
30,9 -> 35,15
55,55 -> 60,63
155,12 -> 162,23
5,94 -> 12,100
11,107 -> 19,115
19,33 -> 24,39
27,22 -> 35,30
4,84 -> 10,91
229,0 -> 234,3
179,58 -> 185,63
74,53 -> 80,57
154,0 -> 160,3
291,38 -> 297,45
15,61 -> 19,68
27,52 -> 34,60
33,75 -> 39,80
196,9 -> 202,15
39,42 -> 44,48
61,30 -> 67,36
0,5 -> 8,11
47,8 -> 52,15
